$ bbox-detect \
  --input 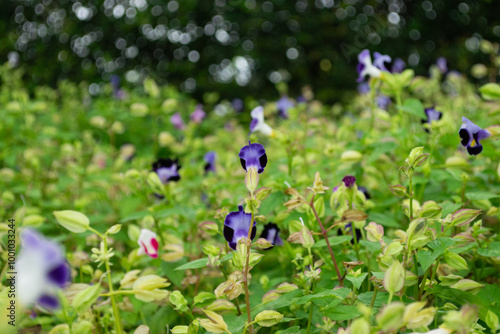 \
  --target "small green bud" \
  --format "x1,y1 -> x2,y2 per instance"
416,201 -> 442,219
376,302 -> 405,332
255,187 -> 272,200
450,209 -> 482,227
71,284 -> 102,313
383,260 -> 404,295
169,290 -> 189,312
364,222 -> 384,242
199,221 -> 219,235
254,310 -> 284,327
340,150 -> 363,163
53,210 -> 90,233
443,252 -> 468,271
349,317 -> 370,334
245,167 -> 260,194
405,147 -> 424,167
130,102 -> 149,117
254,238 -> 273,249
198,310 -> 230,334
22,214 -> 46,227
450,279 -> 484,294
308,171 -> 330,194
133,275 -> 170,302
171,326 -> 188,334
107,224 -> 122,235
388,184 -> 407,197
146,172 -> 164,196
275,282 -> 298,294
202,244 -> 220,257
300,224 -> 315,249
